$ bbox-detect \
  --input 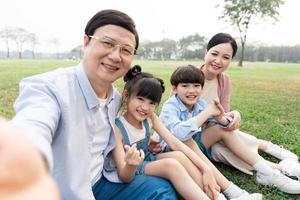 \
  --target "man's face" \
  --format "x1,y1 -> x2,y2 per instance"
82,25 -> 136,86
